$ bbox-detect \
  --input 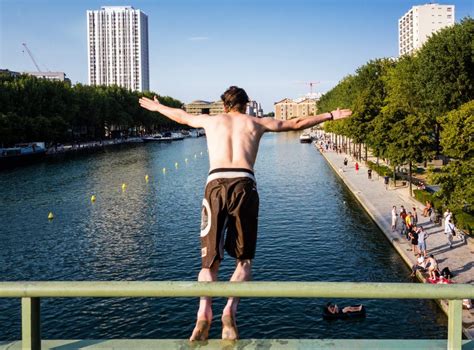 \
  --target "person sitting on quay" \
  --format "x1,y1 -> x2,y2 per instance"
426,255 -> 439,280
422,201 -> 432,217
411,254 -> 428,277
